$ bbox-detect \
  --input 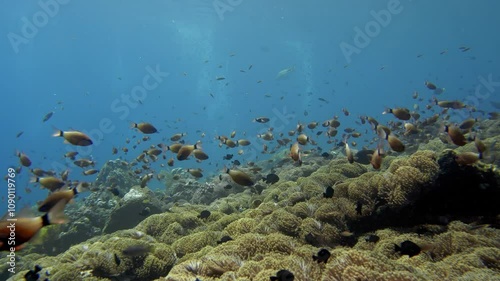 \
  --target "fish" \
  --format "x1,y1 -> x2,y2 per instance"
217,235 -> 233,244
16,151 -> 32,167
323,186 -> 334,198
114,253 -> 121,266
297,134 -> 309,145
455,152 -> 481,165
192,149 -> 209,160
107,186 -> 120,196
42,111 -> 54,122
224,167 -> 254,186
38,183 -> 86,212
345,140 -> 354,163
307,122 -> 318,129
176,144 -> 199,160
257,132 -> 274,141
140,173 -> 153,188
122,244 -> 152,257
253,117 -> 270,123
459,118 -> 477,130
83,169 -> 99,176
237,139 -> 251,146
394,240 -> 421,257
187,168 -> 203,178
382,108 -> 411,120
356,201 -> 363,215
318,97 -> 329,103
435,99 -> 466,109
165,143 -> 183,153
230,130 -> 236,138
444,125 -> 467,146
270,269 -> 295,281
74,159 -> 95,168
382,131 -> 405,152
52,129 -> 93,146
0,199 -> 68,251
131,122 -> 157,134
30,176 -> 66,191
289,142 -> 302,165
16,131 -> 24,138
365,234 -> 380,243
24,265 -> 42,281
198,210 -> 211,219
474,136 -> 487,155
276,66 -> 295,79
370,148 -> 383,170
312,248 -> 331,264
425,81 -> 437,90
264,173 -> 279,184
170,133 -> 186,141
215,76 -> 226,80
